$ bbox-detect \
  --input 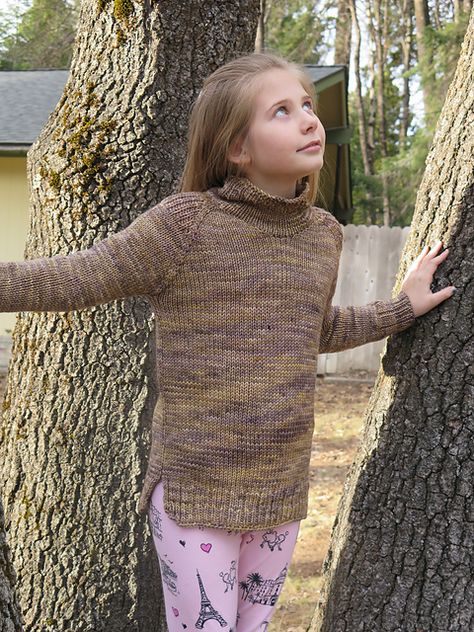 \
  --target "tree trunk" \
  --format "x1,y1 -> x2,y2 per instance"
0,1 -> 259,630
433,0 -> 441,29
334,0 -> 352,67
255,0 -> 266,52
0,503 -> 23,631
349,0 -> 371,176
310,8 -> 474,631
414,0 -> 434,126
366,1 -> 377,176
399,0 -> 413,147
454,0 -> 462,21
371,0 -> 391,225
